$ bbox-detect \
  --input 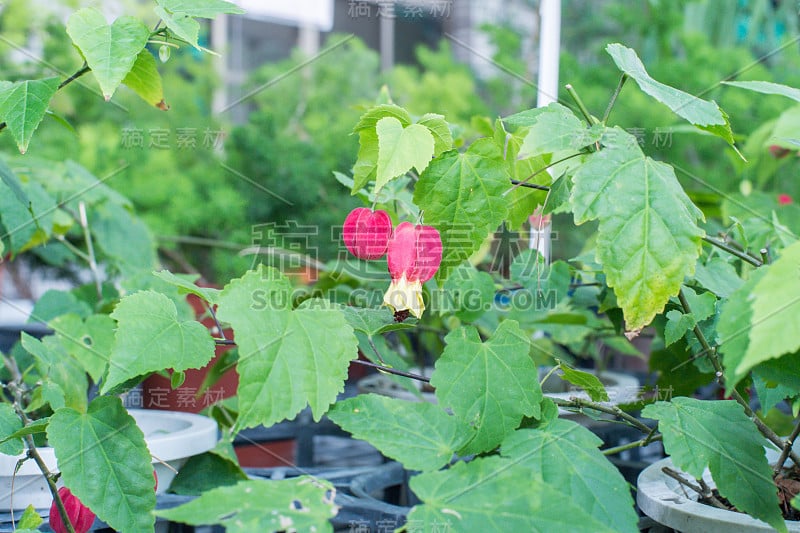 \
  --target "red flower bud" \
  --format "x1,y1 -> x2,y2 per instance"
779,193 -> 792,205
383,222 -> 442,318
769,145 -> 791,159
49,487 -> 96,533
342,208 -> 393,260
